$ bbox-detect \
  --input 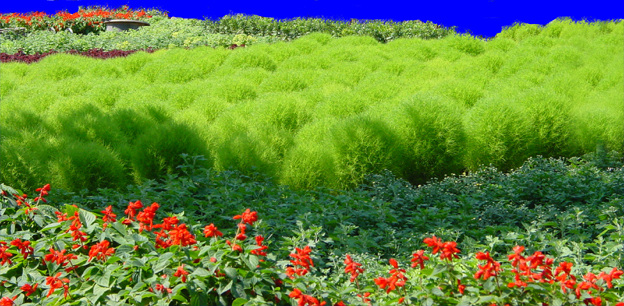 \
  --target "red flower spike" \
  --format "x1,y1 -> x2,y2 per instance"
474,251 -> 502,281
88,240 -> 115,262
457,279 -> 466,295
411,250 -> 429,269
233,209 -> 258,226
11,239 -> 34,259
45,272 -> 70,298
174,264 -> 189,283
0,296 -> 16,306
288,288 -> 326,306
344,254 -> 364,282
250,235 -> 269,257
101,205 -> 117,224
20,283 -> 38,296
124,200 -> 143,220
203,223 -> 223,238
